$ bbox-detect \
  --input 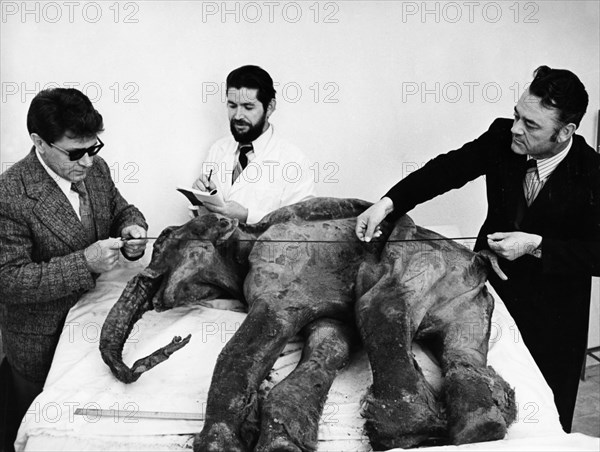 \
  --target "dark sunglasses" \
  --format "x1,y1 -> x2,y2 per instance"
50,137 -> 104,161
